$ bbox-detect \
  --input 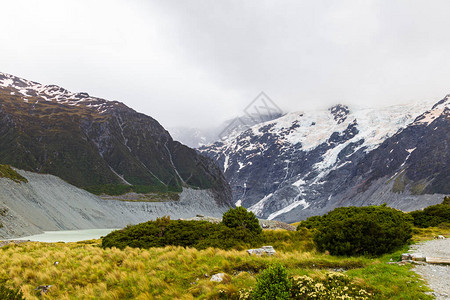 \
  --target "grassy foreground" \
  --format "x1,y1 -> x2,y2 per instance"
0,228 -> 448,299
